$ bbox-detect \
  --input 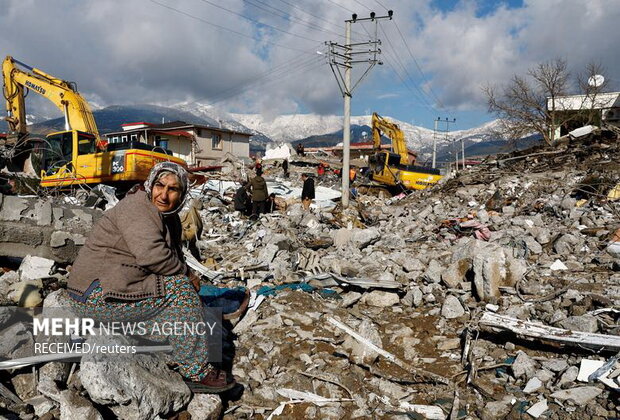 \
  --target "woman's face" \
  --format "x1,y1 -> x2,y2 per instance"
151,173 -> 182,212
